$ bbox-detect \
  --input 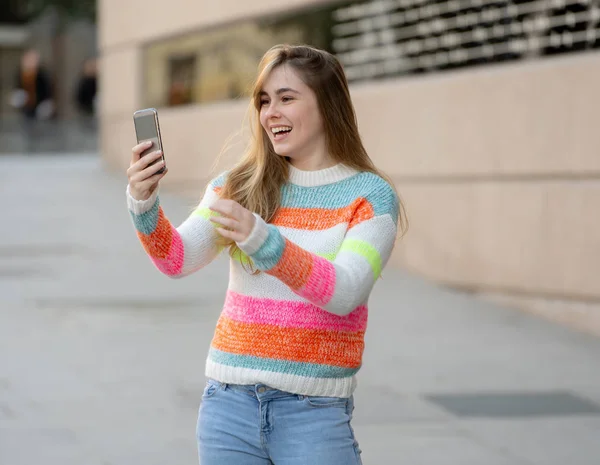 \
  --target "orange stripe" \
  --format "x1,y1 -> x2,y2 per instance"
269,240 -> 313,289
138,208 -> 173,259
212,316 -> 364,368
349,198 -> 375,229
272,198 -> 374,230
